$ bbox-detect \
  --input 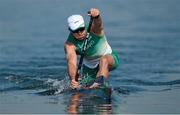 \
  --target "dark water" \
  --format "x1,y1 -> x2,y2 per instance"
1,0 -> 180,114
